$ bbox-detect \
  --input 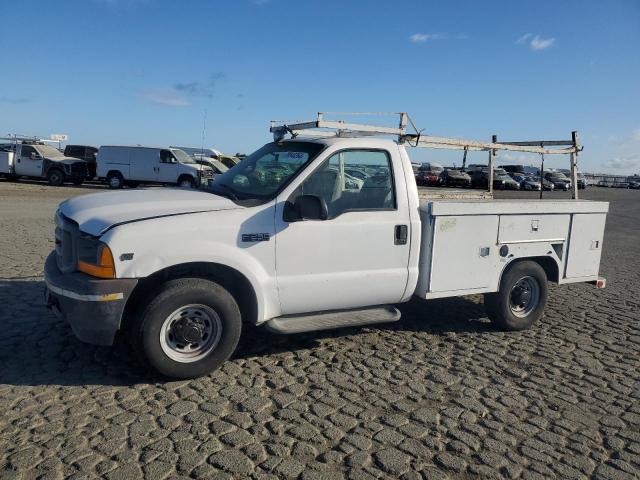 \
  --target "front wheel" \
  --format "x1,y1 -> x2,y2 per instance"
484,261 -> 548,331
107,172 -> 124,189
47,169 -> 65,186
130,278 -> 242,378
178,176 -> 195,188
